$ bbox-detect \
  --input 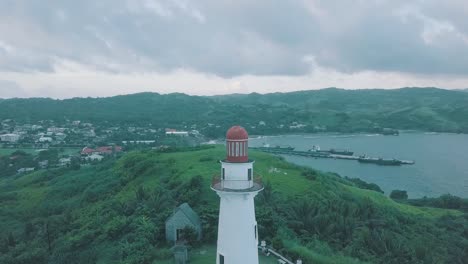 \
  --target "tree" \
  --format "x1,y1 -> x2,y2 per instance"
390,190 -> 408,200
70,157 -> 81,170
7,232 -> 16,248
436,194 -> 462,209
180,226 -> 199,246
24,222 -> 34,239
135,186 -> 148,202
